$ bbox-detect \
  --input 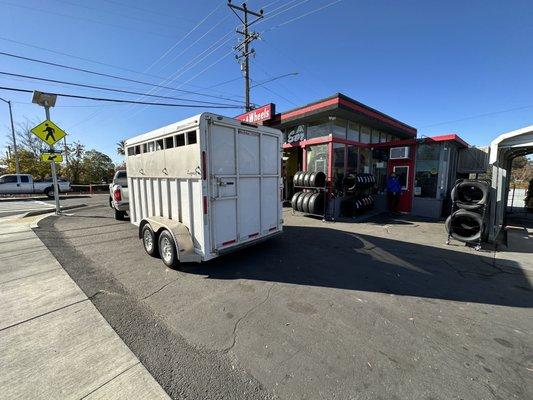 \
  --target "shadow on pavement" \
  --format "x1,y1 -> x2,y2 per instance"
183,225 -> 532,308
